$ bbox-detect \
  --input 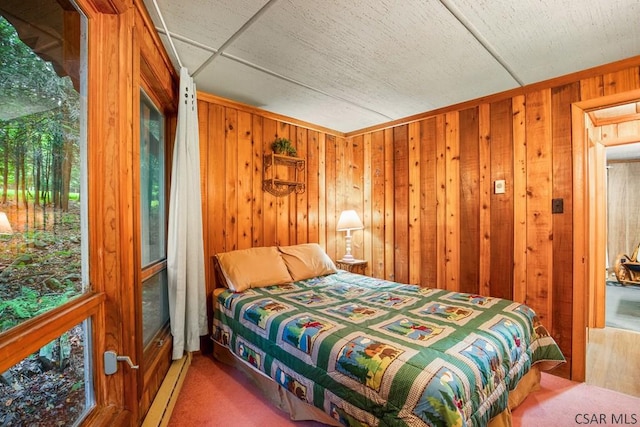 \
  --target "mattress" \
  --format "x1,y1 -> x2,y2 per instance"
212,271 -> 564,426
